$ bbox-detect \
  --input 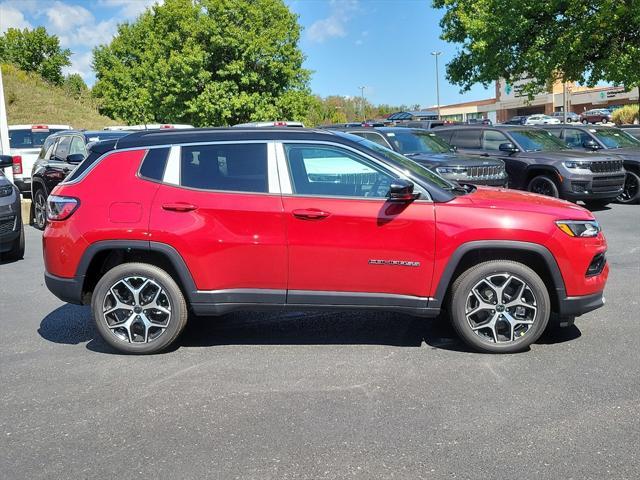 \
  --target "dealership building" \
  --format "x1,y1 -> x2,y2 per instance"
436,81 -> 640,123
